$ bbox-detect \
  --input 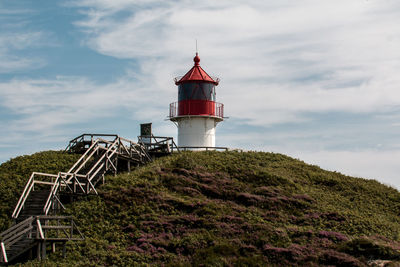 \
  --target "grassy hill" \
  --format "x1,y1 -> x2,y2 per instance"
1,151 -> 400,266
0,151 -> 80,232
